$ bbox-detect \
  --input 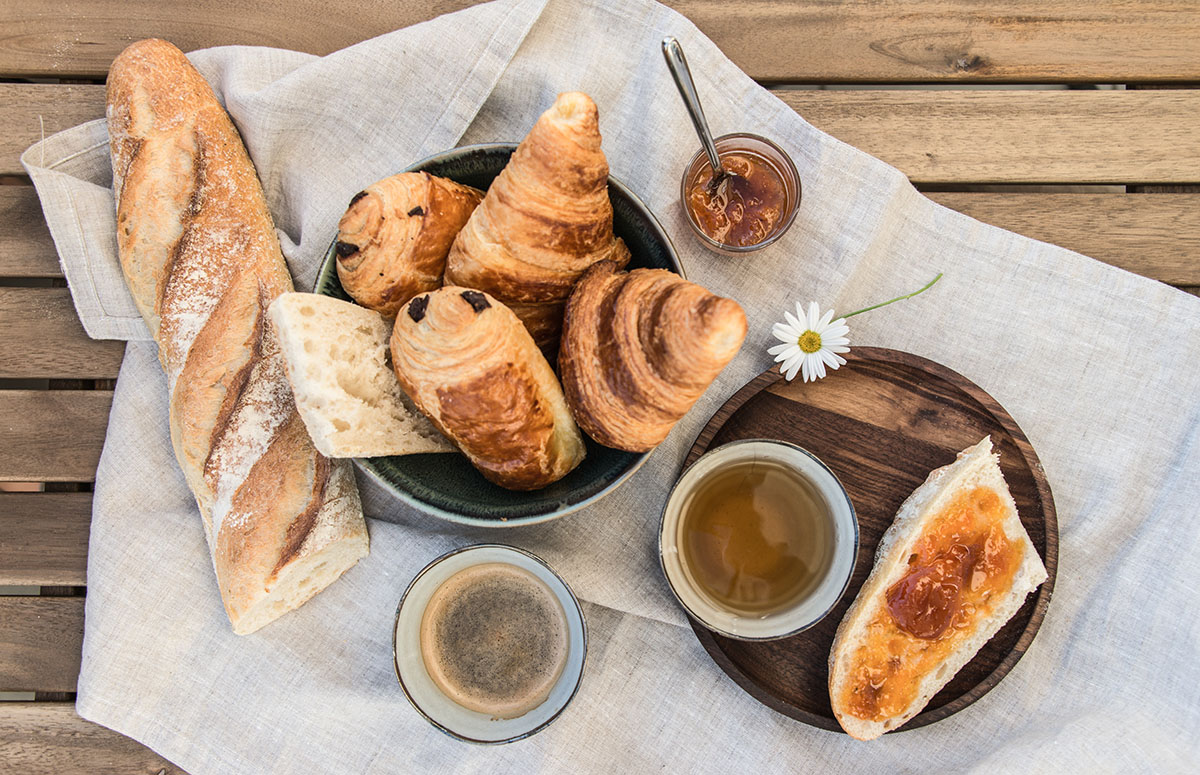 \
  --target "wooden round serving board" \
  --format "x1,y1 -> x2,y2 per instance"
685,347 -> 1057,734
